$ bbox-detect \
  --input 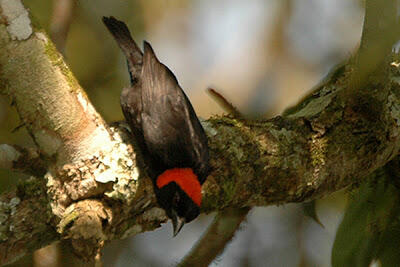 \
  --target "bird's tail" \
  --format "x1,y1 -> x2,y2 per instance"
102,16 -> 143,84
